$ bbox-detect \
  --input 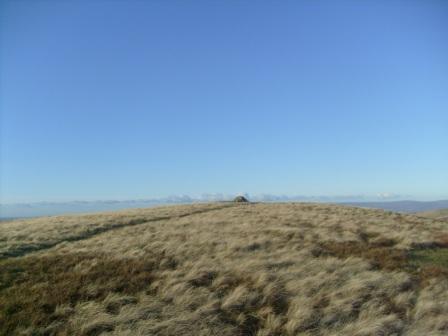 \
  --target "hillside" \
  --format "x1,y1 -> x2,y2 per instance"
417,209 -> 448,222
1,202 -> 447,335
